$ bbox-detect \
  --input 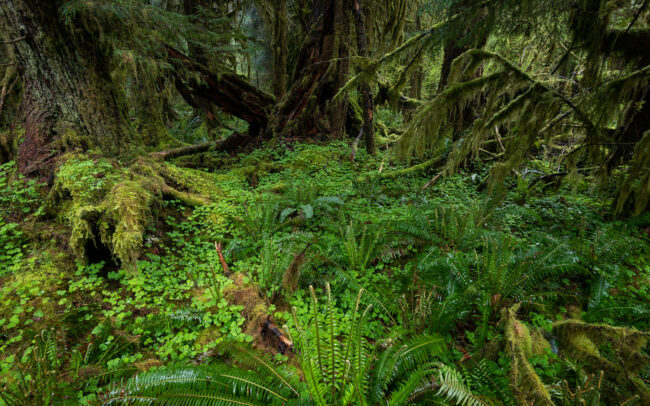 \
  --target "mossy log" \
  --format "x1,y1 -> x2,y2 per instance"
151,131 -> 251,160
